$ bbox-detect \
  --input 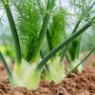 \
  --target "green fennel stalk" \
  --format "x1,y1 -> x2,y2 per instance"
0,51 -> 14,87
2,1 -> 21,64
1,1 -> 22,77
